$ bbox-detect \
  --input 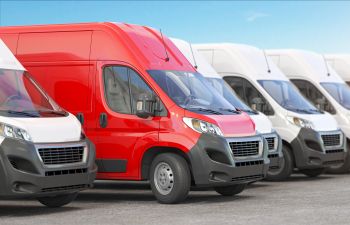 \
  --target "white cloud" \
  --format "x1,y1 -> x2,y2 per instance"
246,11 -> 270,22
